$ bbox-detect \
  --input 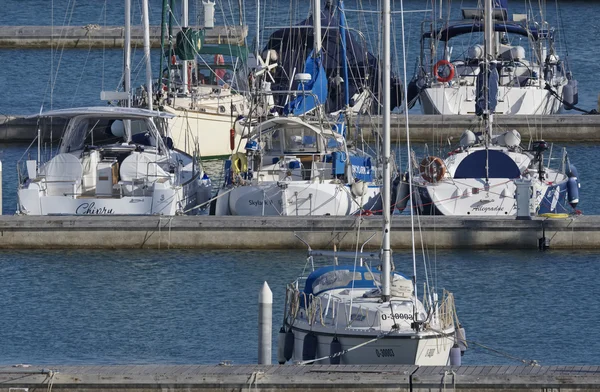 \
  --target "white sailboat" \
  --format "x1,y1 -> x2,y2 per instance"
278,0 -> 463,365
404,0 -> 581,217
212,0 -> 383,217
135,0 -> 251,160
16,0 -> 212,216
410,0 -> 578,115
